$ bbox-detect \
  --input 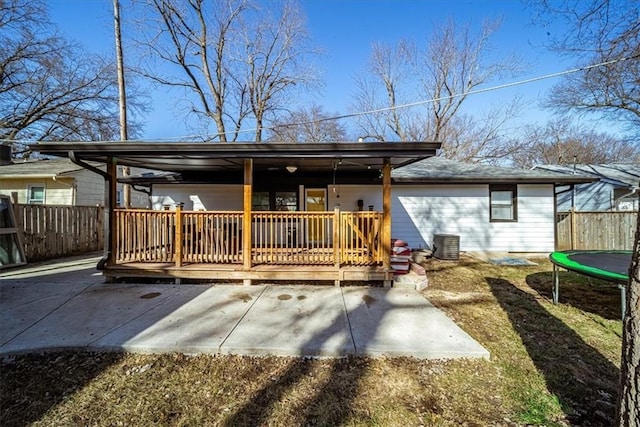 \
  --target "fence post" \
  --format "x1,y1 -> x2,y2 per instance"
570,207 -> 577,250
10,192 -> 26,255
